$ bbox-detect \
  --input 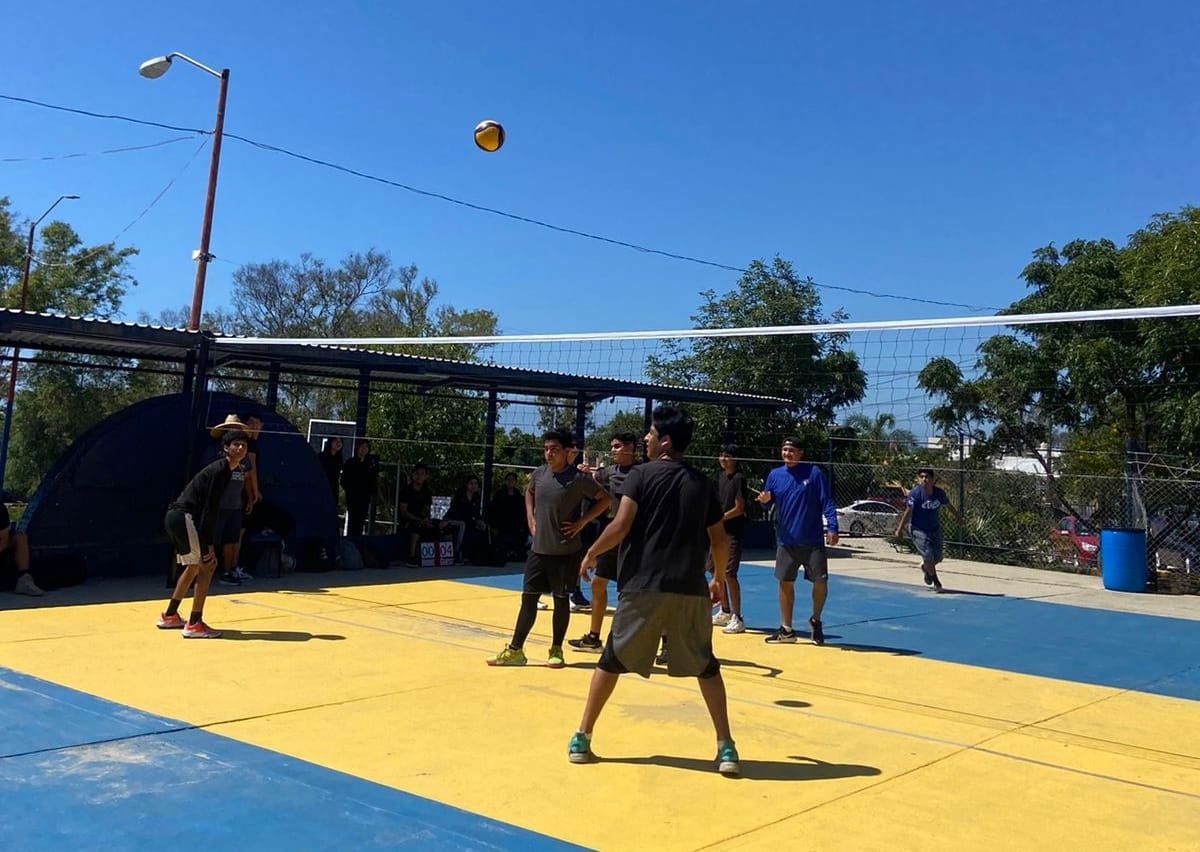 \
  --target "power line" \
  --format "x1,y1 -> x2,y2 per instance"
30,138 -> 209,270
225,133 -> 999,312
0,135 -> 196,163
0,93 -> 205,135
2,91 -> 999,312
